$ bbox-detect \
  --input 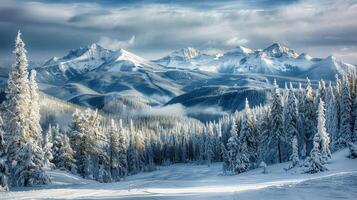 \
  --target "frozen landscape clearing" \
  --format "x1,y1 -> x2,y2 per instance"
2,149 -> 356,200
